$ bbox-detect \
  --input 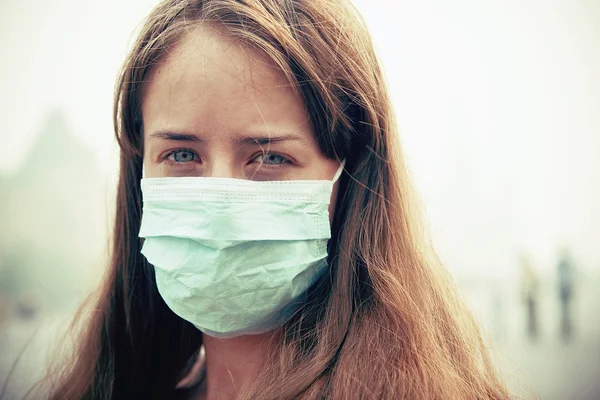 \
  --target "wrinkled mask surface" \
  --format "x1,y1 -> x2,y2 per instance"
139,163 -> 344,338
